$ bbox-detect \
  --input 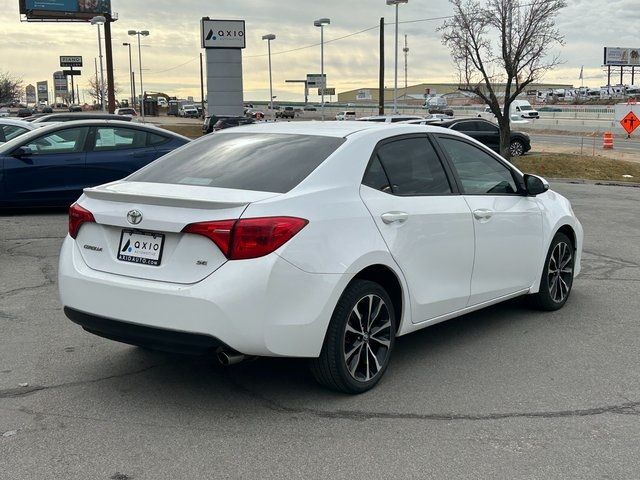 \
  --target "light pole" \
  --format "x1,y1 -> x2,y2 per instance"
386,0 -> 408,114
262,34 -> 276,112
91,15 -> 106,111
314,18 -> 330,121
122,42 -> 135,108
128,29 -> 150,122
